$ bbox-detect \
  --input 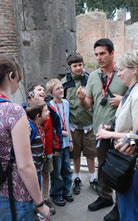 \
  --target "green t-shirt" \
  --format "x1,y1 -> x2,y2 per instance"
86,68 -> 127,134
62,72 -> 93,129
